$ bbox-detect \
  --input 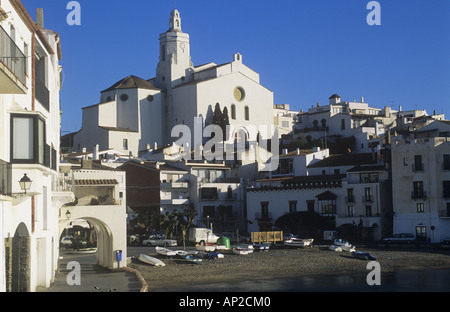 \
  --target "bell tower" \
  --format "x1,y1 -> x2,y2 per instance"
155,9 -> 192,90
